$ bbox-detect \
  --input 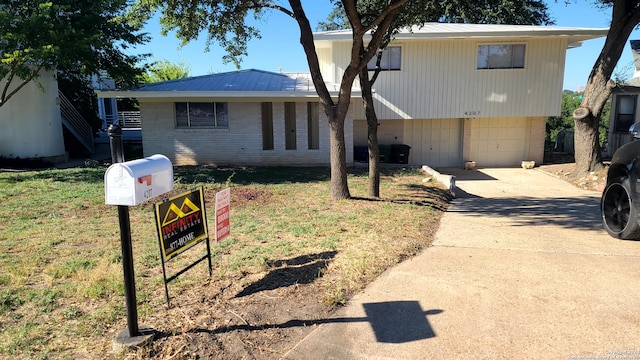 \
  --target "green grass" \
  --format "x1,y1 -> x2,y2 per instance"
0,165 -> 450,358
